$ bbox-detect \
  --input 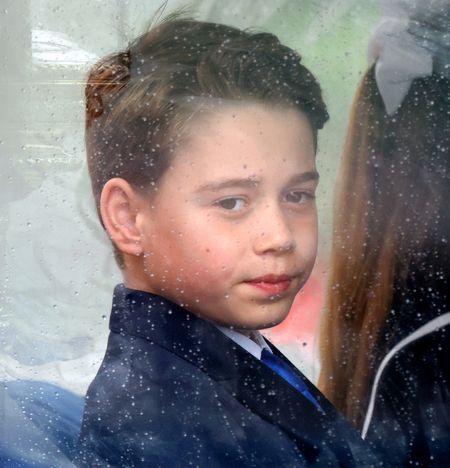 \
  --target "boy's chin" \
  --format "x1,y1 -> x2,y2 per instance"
234,317 -> 288,332
154,287 -> 296,331
213,306 -> 292,332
